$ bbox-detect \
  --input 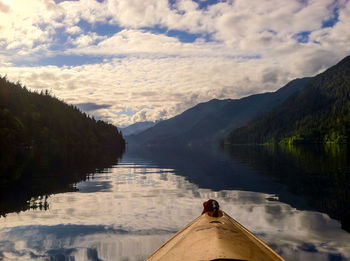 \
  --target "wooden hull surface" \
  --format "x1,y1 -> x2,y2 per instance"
145,211 -> 285,261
